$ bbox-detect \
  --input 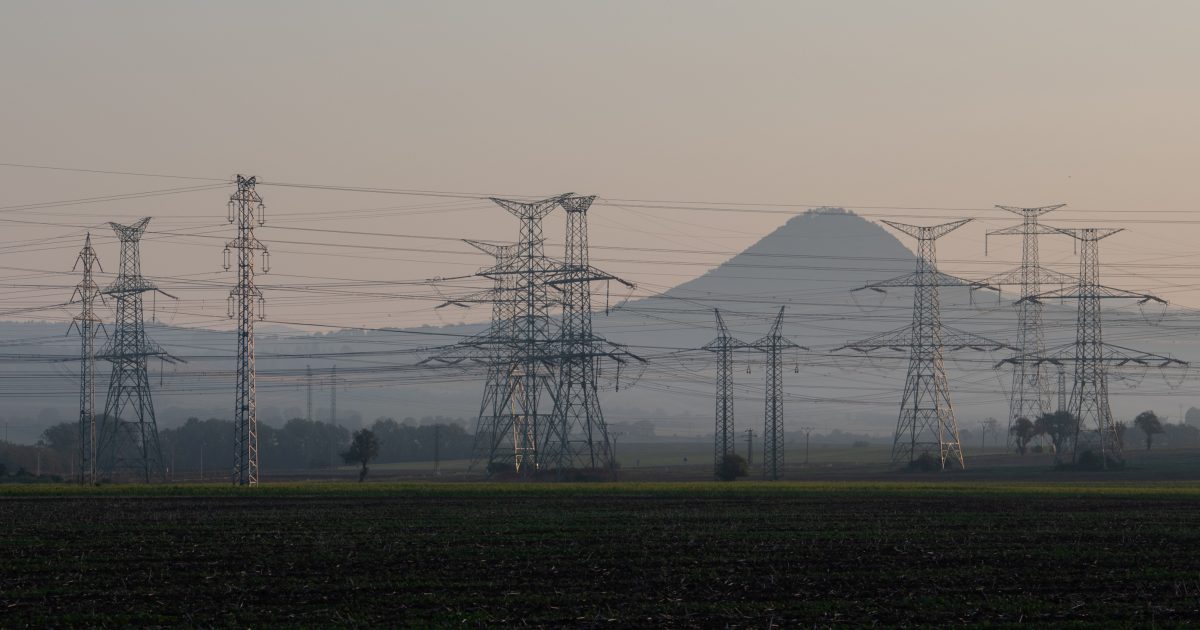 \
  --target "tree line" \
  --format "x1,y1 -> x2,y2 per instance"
19,415 -> 474,479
